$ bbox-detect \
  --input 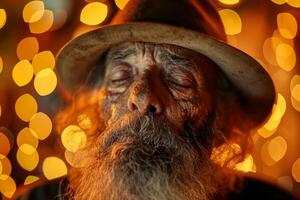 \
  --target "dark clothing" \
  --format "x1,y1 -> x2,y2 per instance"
17,176 -> 298,200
